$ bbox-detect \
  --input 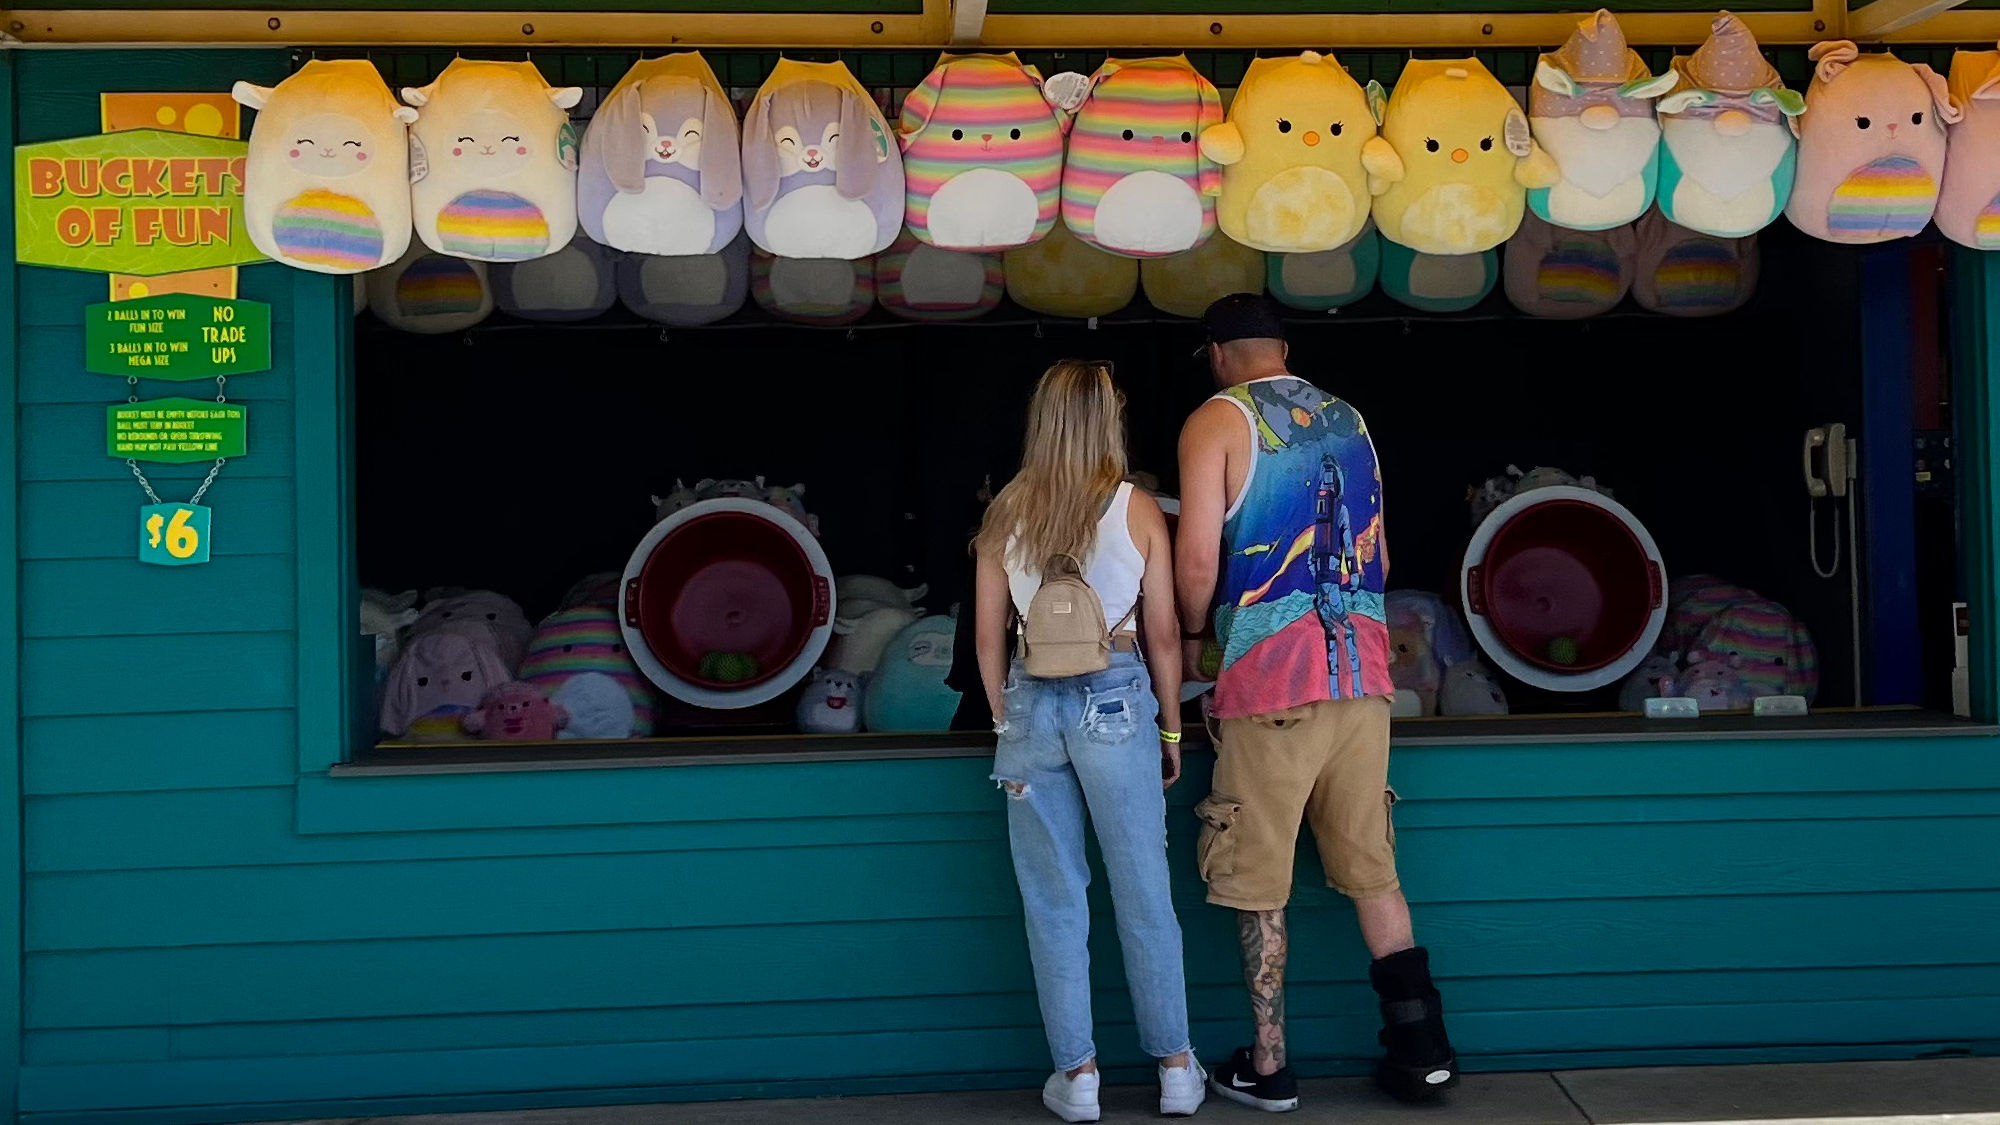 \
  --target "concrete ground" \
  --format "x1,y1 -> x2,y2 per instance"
255,1057 -> 2000,1125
